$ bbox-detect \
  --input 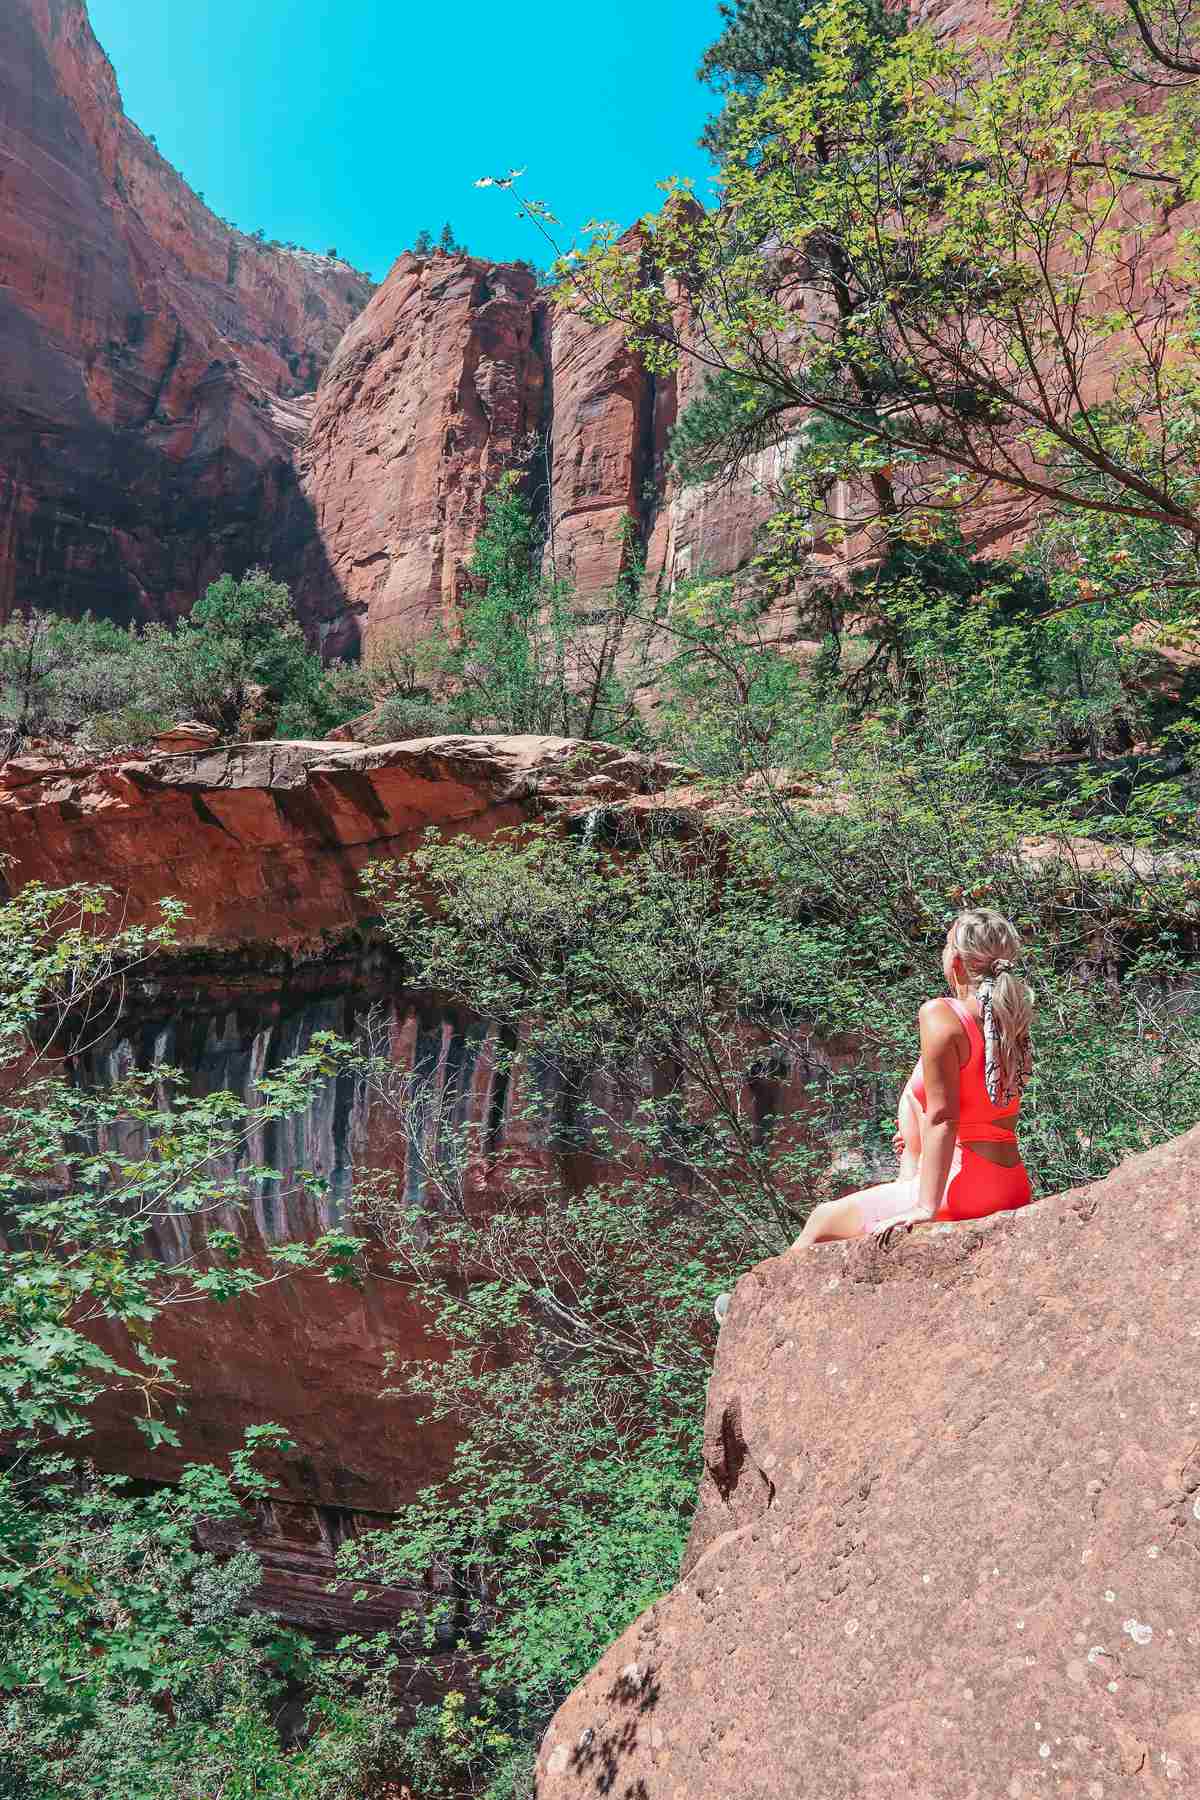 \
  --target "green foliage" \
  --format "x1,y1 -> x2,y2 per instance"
564,0 -> 1200,610
342,1180 -> 714,1788
0,613 -> 134,750
695,0 -> 906,153
344,592 -> 1200,1787
0,573 -> 371,753
0,1458 -> 401,1800
0,880 -> 399,1796
143,569 -> 332,738
426,474 -> 663,741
